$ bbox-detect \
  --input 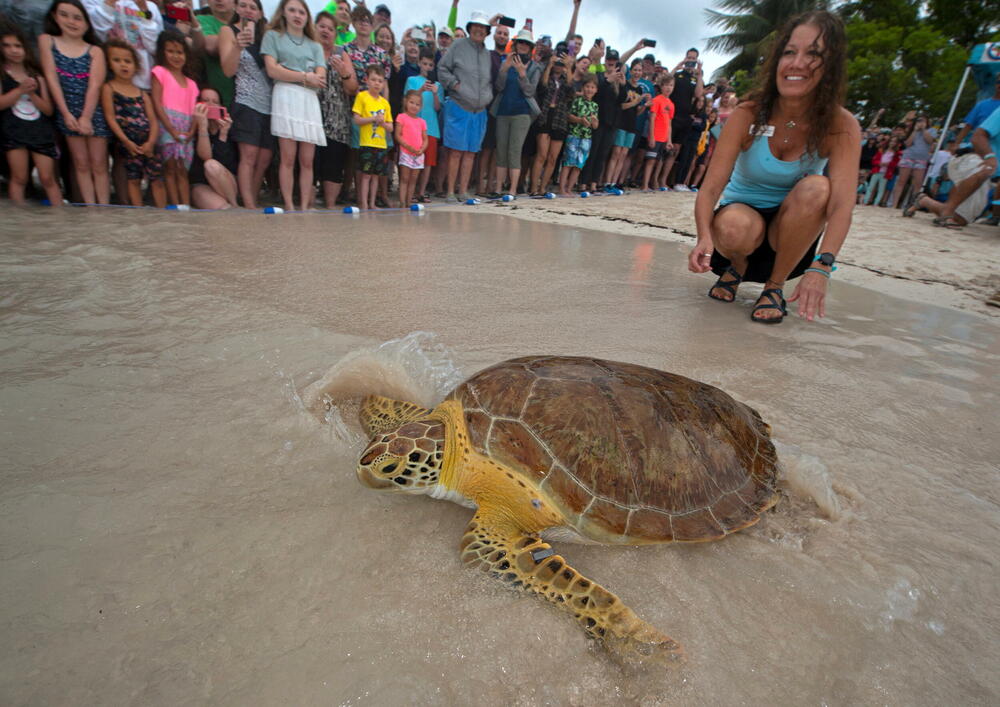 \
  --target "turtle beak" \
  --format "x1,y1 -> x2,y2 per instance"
357,465 -> 395,489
